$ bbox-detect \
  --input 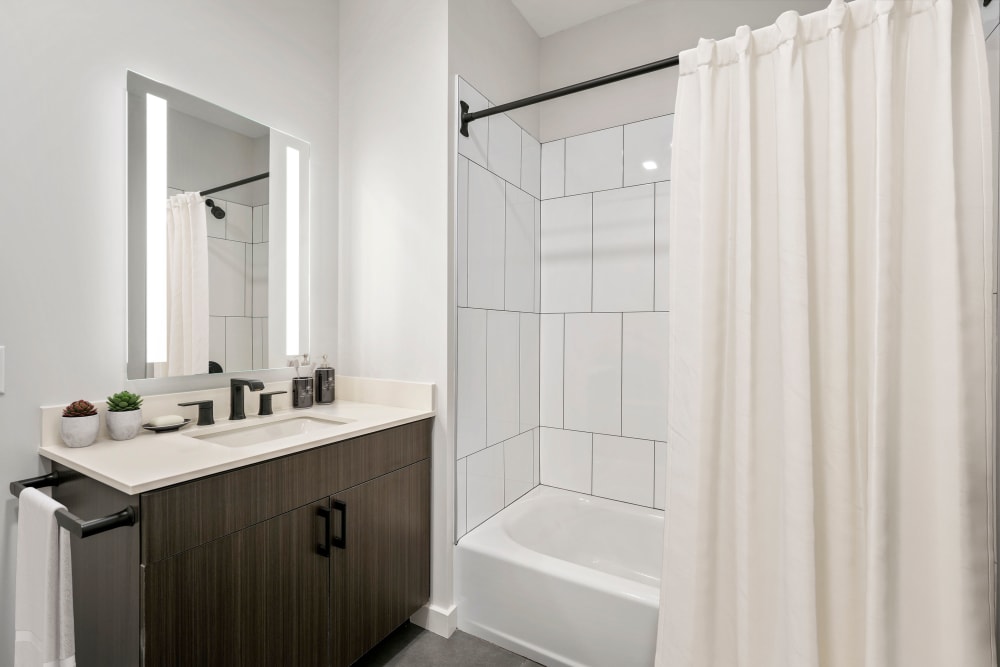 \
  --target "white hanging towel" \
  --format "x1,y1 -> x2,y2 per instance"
14,488 -> 76,667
